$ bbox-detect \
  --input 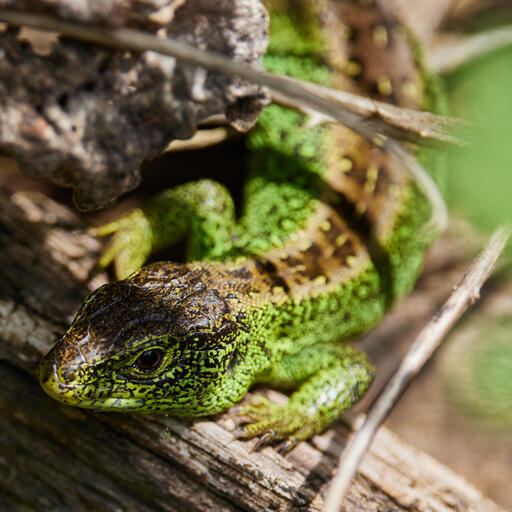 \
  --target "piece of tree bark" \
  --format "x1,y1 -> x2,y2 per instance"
0,0 -> 268,211
0,189 -> 505,512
